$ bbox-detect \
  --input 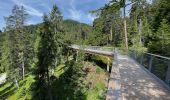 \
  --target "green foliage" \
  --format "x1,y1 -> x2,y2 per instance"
92,0 -> 126,46
0,82 -> 17,99
92,55 -> 112,66
86,82 -> 105,100
148,19 -> 170,56
16,75 -> 35,99
0,32 -> 11,73
63,19 -> 93,45
0,75 -> 35,100
52,52 -> 87,100
0,1 -> 170,99
51,53 -> 107,100
35,5 -> 65,99
151,0 -> 170,32
0,5 -> 31,81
